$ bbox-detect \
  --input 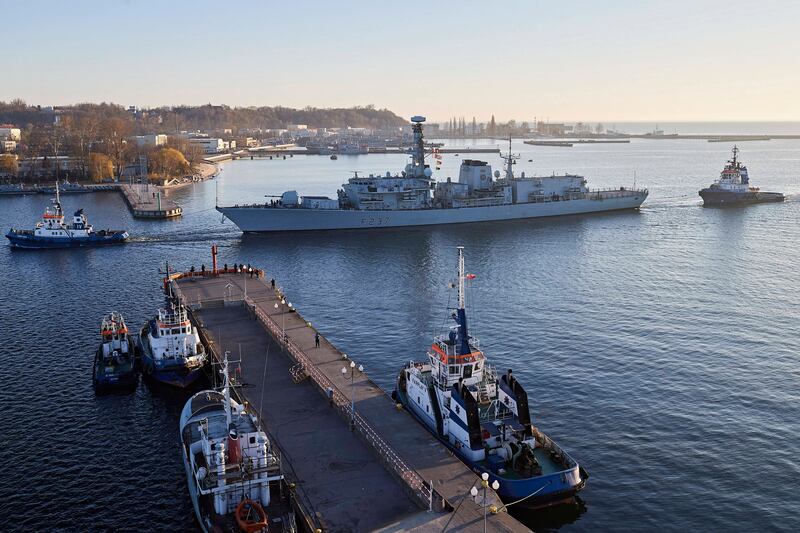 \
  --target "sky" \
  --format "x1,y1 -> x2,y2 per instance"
4,0 -> 800,122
